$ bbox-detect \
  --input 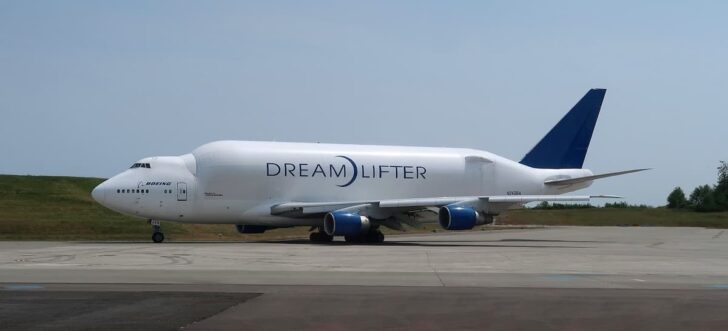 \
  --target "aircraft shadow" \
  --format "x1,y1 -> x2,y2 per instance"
76,238 -> 599,248
498,239 -> 605,243
263,239 -> 591,249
